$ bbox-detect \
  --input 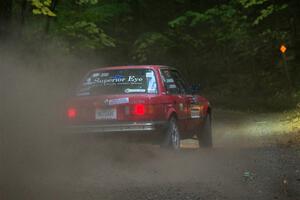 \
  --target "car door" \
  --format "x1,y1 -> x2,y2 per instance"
160,69 -> 190,132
